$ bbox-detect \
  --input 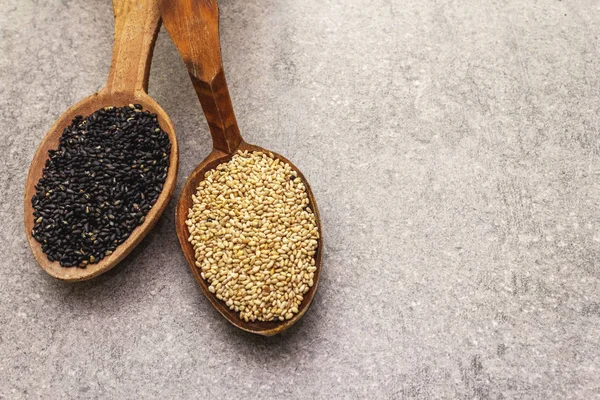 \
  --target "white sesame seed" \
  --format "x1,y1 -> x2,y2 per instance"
186,151 -> 319,322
